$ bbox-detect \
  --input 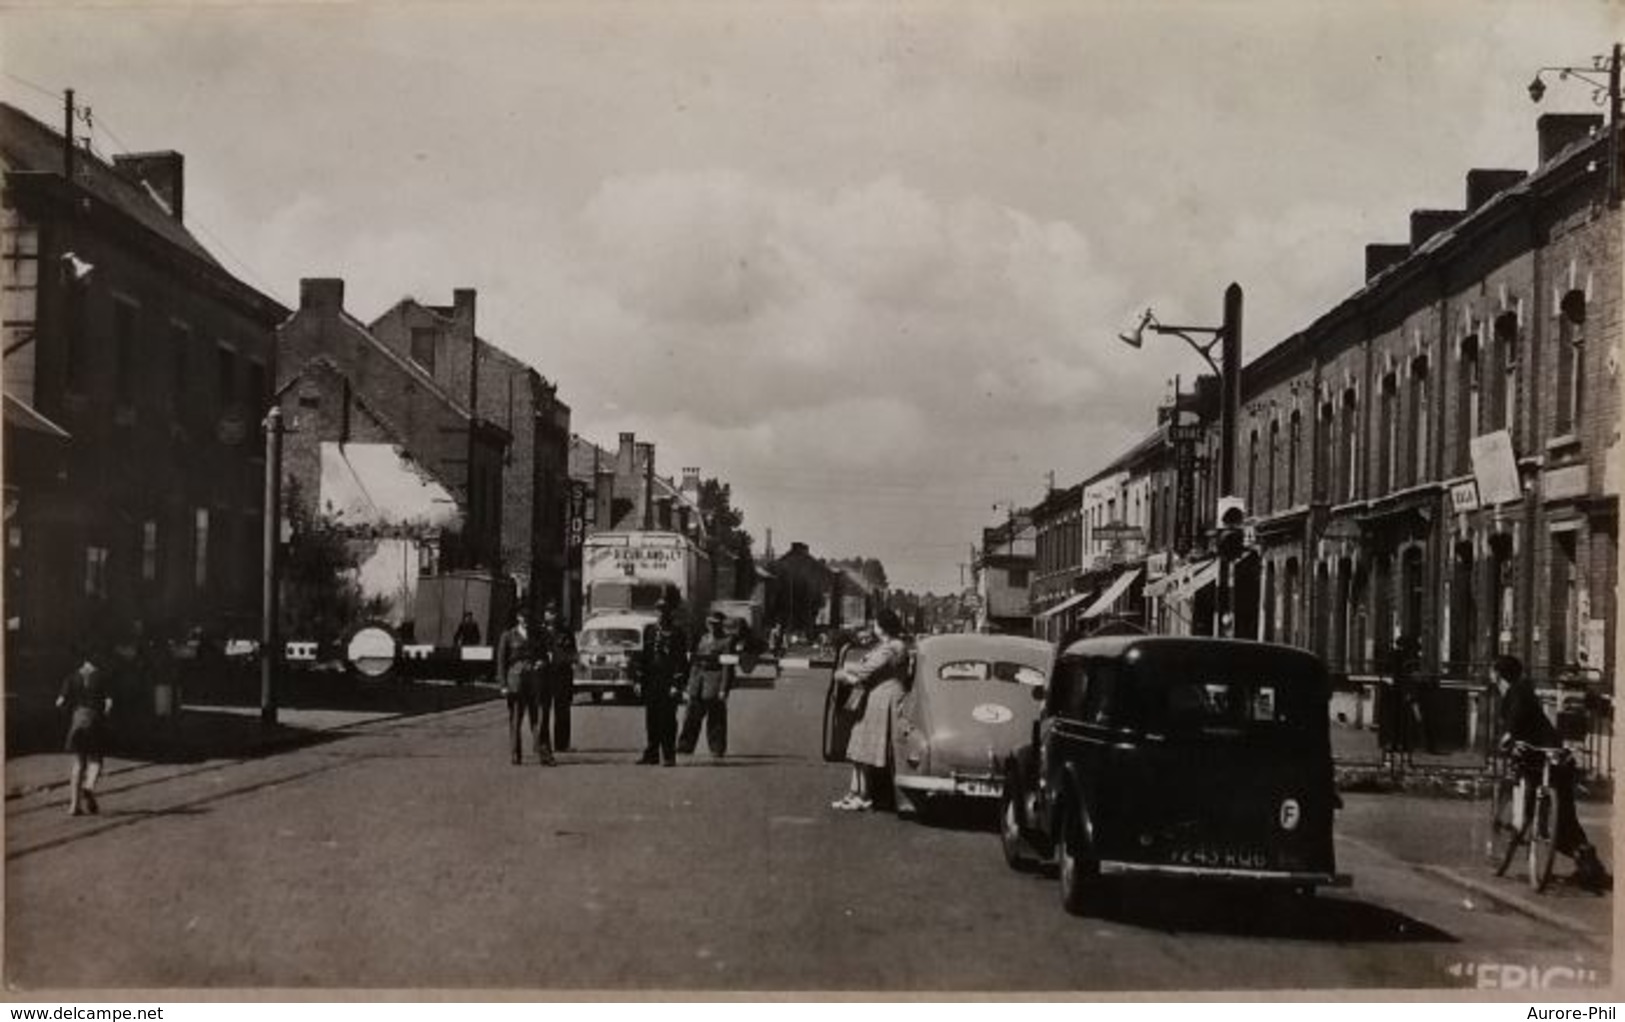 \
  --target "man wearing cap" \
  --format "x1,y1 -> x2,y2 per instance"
535,603 -> 577,755
678,610 -> 735,757
635,590 -> 688,766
